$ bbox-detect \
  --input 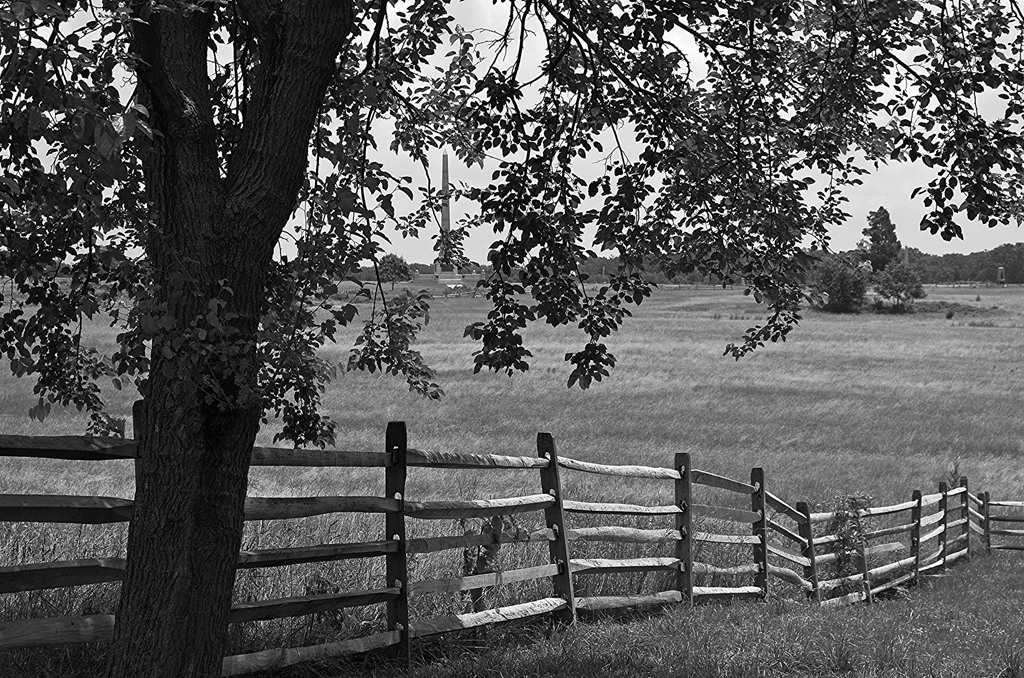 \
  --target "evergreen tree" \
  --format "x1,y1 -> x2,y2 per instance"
862,207 -> 903,272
